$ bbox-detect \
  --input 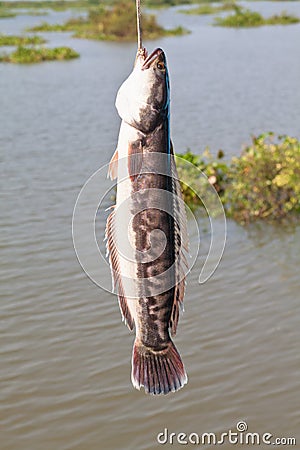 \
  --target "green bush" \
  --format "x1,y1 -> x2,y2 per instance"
225,133 -> 300,222
177,148 -> 228,208
177,133 -> 300,223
